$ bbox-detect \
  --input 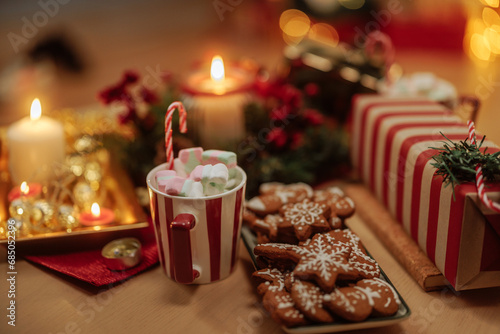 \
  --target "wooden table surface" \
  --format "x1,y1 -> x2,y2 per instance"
1,210 -> 500,334
1,1 -> 500,333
